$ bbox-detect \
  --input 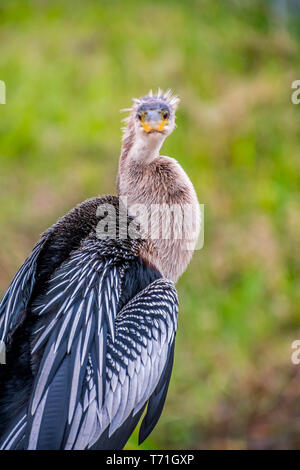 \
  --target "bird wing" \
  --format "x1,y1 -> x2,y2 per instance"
90,277 -> 177,450
0,237 -> 178,450
0,236 -> 48,343
25,237 -> 120,450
